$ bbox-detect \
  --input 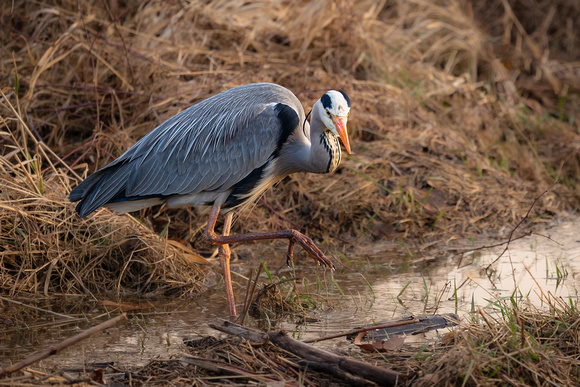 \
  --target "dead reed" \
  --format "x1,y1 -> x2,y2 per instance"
412,296 -> 580,386
0,93 -> 206,296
